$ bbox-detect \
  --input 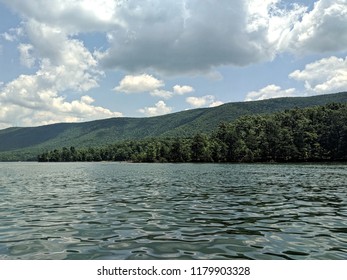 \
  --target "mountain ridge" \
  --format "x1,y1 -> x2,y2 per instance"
1,91 -> 347,161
